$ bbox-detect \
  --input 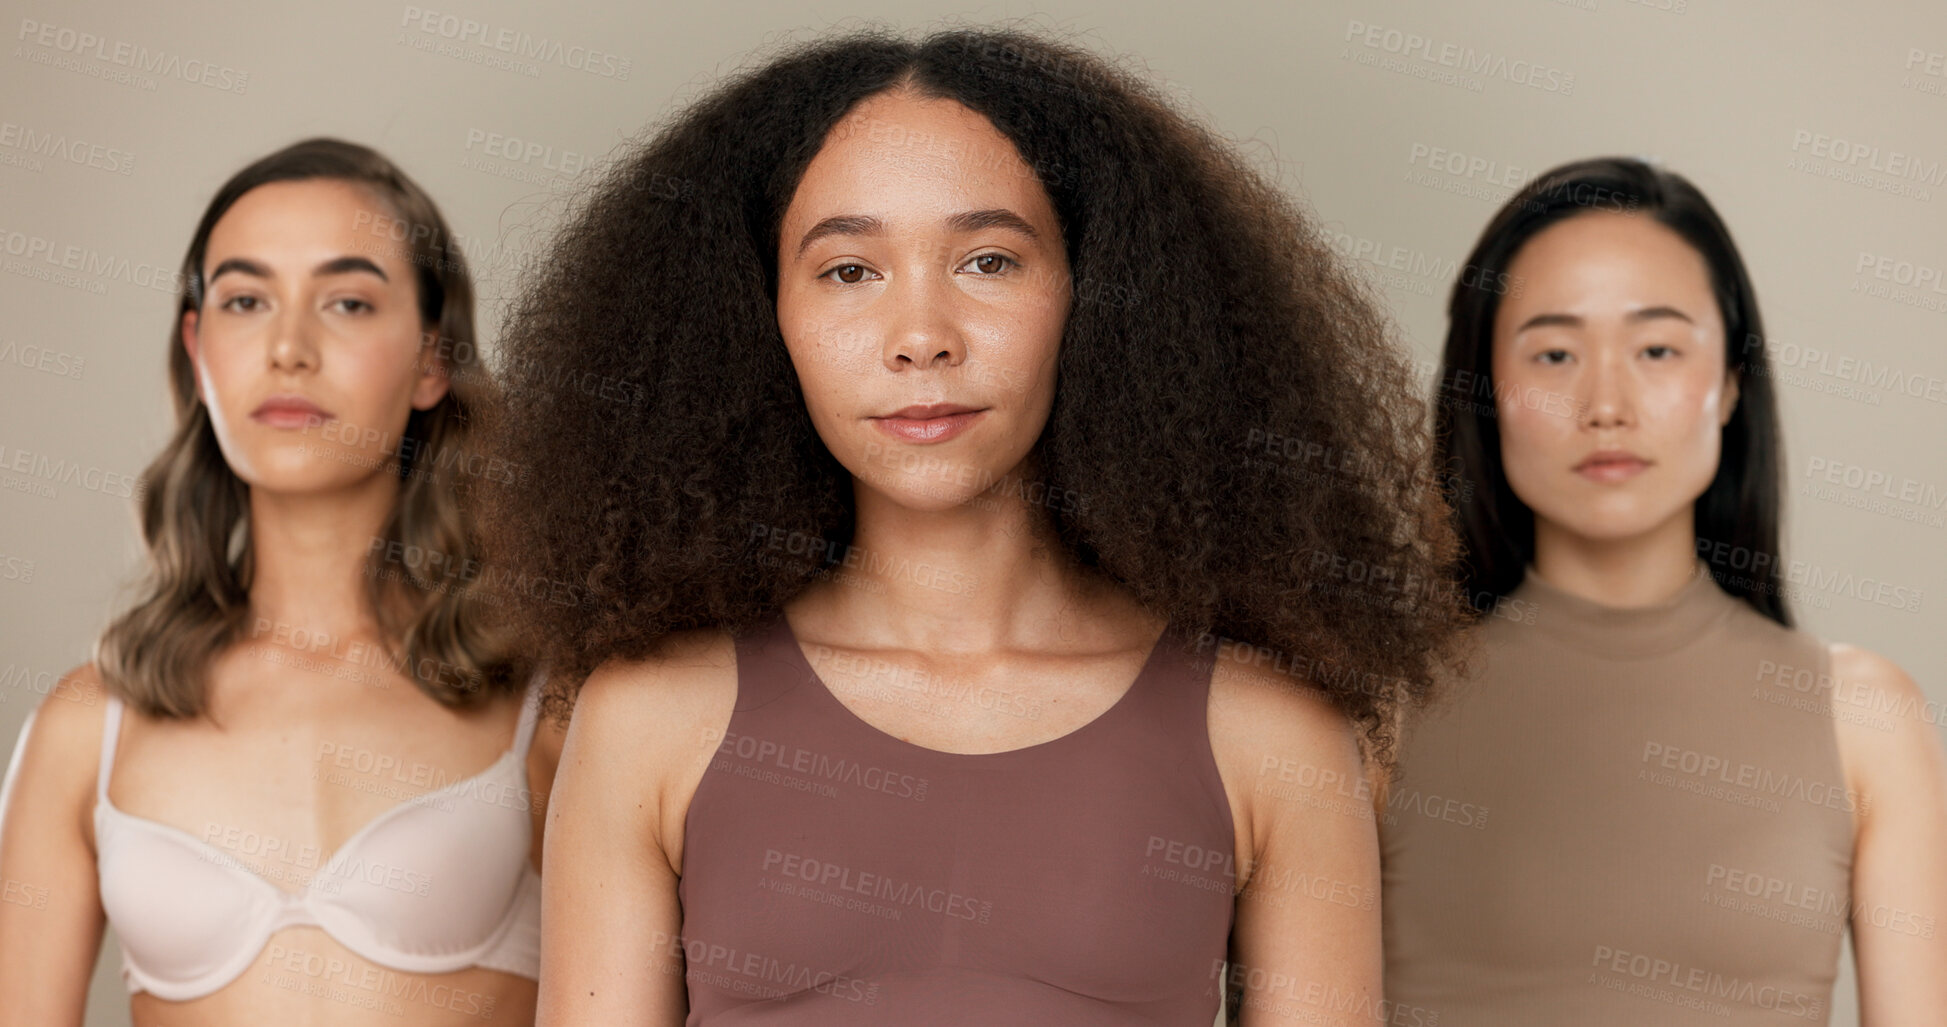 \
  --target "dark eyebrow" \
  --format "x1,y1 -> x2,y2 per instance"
1624,304 -> 1692,325
794,208 -> 1040,260
313,255 -> 389,282
943,208 -> 1039,241
1514,305 -> 1694,333
796,214 -> 883,259
205,255 -> 389,286
207,257 -> 271,285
